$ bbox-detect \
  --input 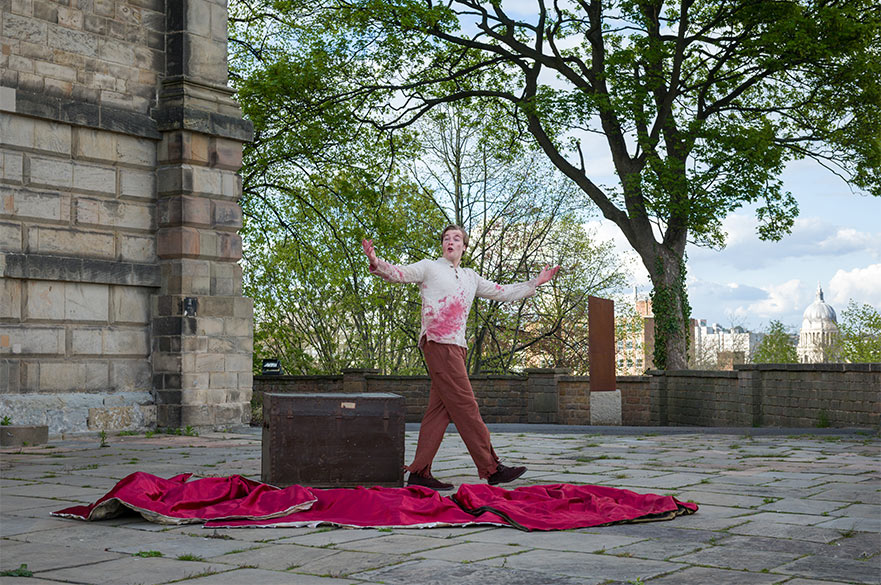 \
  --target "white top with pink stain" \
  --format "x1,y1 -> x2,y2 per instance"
369,257 -> 539,348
